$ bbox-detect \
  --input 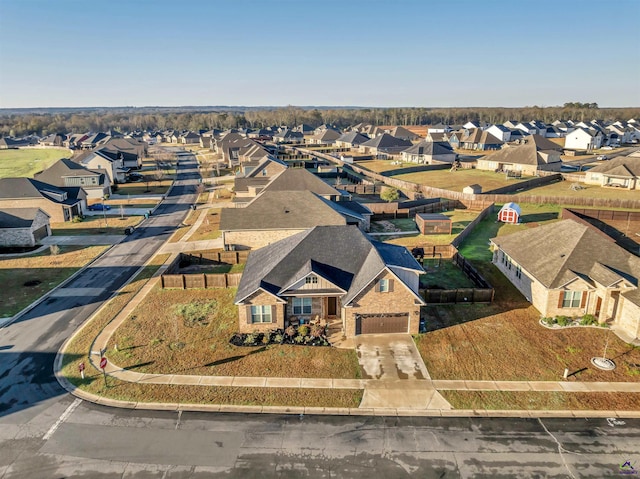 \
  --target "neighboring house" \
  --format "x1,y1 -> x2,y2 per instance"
358,133 -> 412,158
73,149 -> 128,183
200,136 -> 213,149
401,141 -> 456,164
272,129 -> 304,144
486,124 -> 512,142
234,225 -> 425,337
307,128 -> 341,145
460,129 -> 504,151
39,133 -> 66,147
101,137 -> 147,162
335,131 -> 369,149
606,124 -> 633,145
476,135 -> 562,175
490,220 -> 640,340
446,131 -> 465,149
584,156 -> 640,189
0,178 -> 85,222
238,156 -> 288,179
428,124 -> 451,133
386,126 -> 420,141
0,208 -> 51,247
564,127 -> 603,151
34,158 -> 111,199
80,132 -> 109,149
293,124 -> 314,135
0,137 -> 32,149
515,122 -> 542,136
220,190 -> 369,250
180,131 -> 200,144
